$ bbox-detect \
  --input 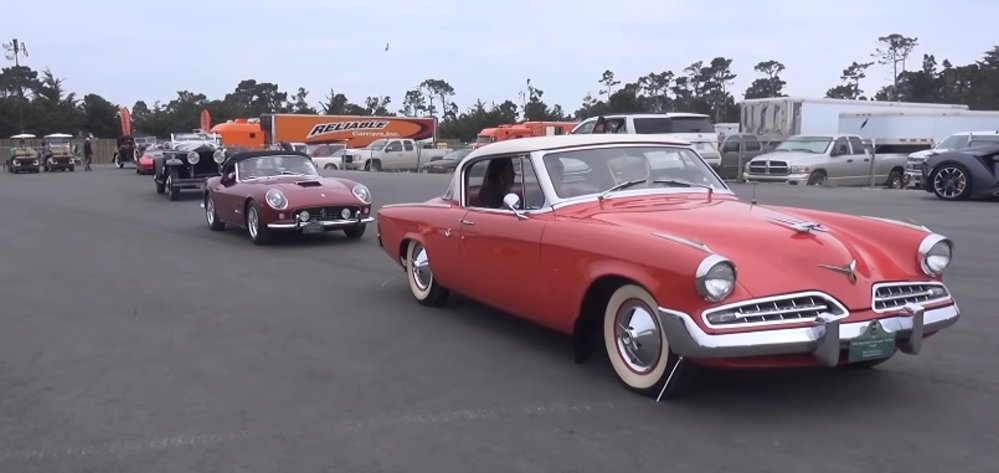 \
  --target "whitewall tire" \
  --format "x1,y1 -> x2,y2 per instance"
603,284 -> 693,398
406,240 -> 449,306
